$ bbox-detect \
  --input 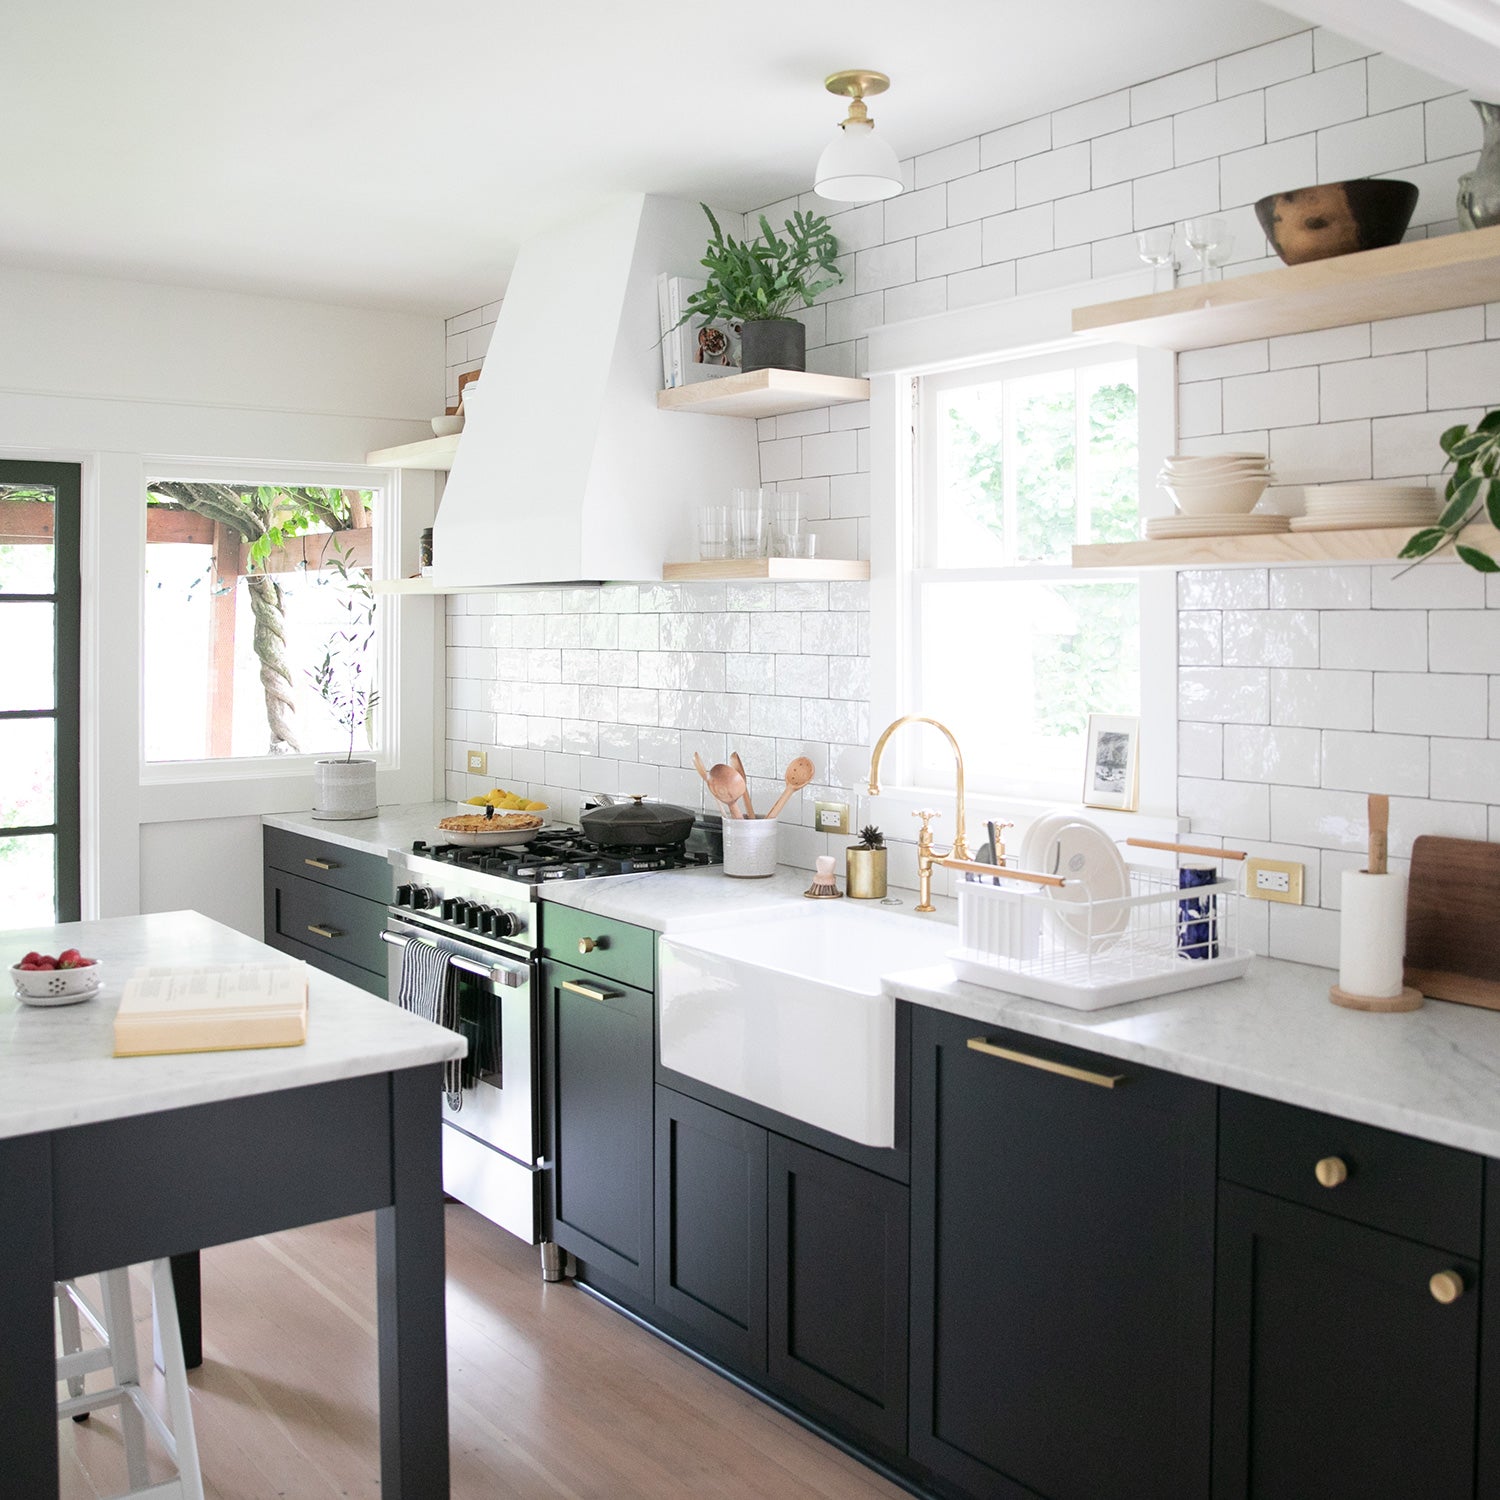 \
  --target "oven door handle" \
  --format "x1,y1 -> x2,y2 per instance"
381,928 -> 527,988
